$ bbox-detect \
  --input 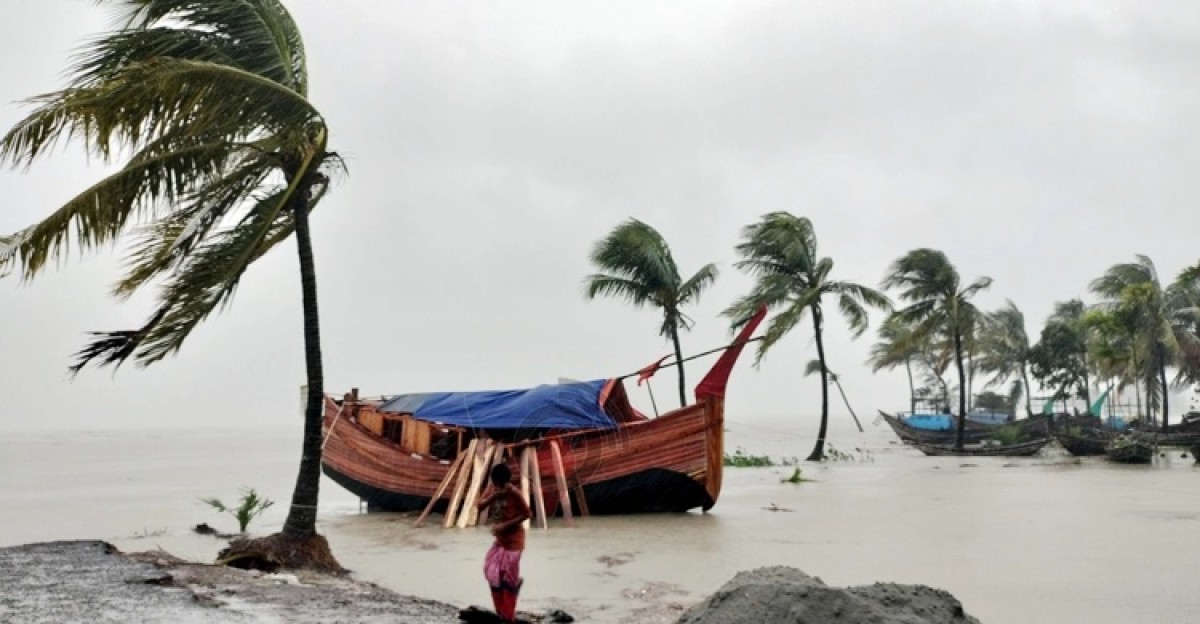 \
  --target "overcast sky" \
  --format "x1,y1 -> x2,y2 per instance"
3,1 -> 1200,435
